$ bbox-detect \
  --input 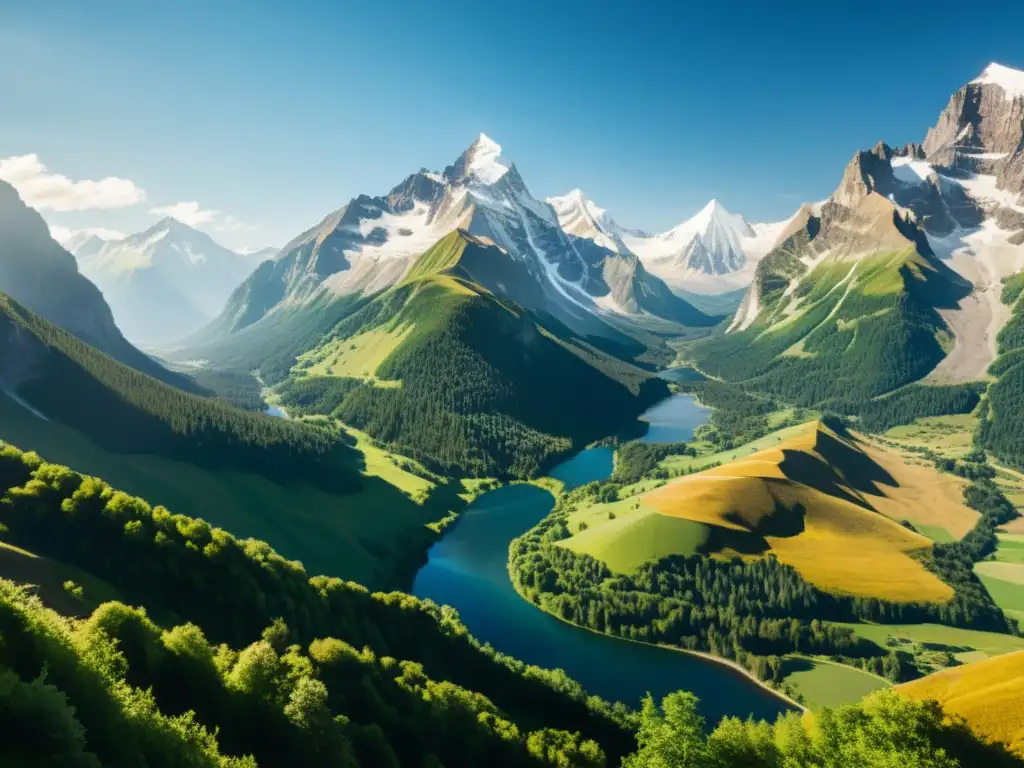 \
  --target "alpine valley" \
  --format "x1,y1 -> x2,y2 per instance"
3,56 -> 1024,768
